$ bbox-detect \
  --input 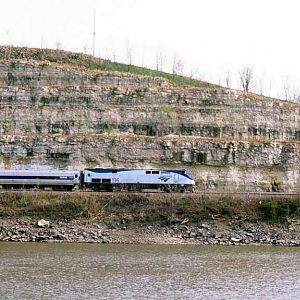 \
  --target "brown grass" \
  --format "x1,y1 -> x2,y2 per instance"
0,191 -> 299,224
